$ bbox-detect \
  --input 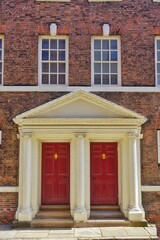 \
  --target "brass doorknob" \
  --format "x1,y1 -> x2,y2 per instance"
54,153 -> 58,160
